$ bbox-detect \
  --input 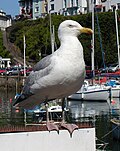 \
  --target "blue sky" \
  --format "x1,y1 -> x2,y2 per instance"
0,0 -> 19,17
